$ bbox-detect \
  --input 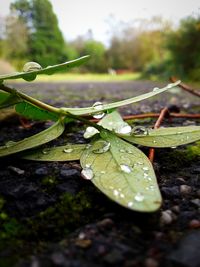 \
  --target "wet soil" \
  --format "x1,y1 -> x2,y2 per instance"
0,81 -> 200,267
